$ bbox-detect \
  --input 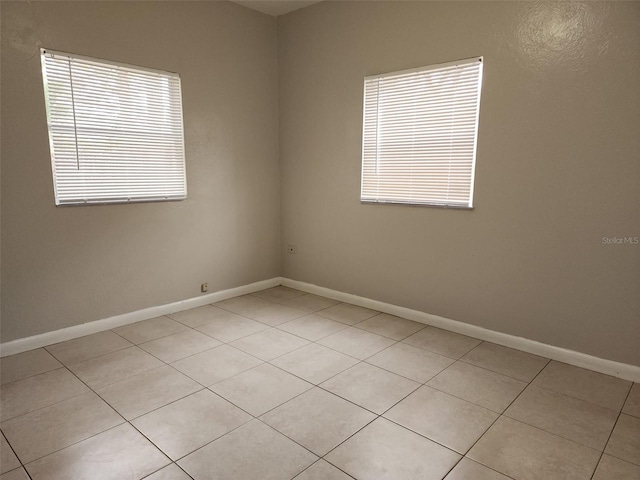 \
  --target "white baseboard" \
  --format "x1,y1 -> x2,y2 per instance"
3,275 -> 638,383
0,277 -> 282,358
281,278 -> 640,383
